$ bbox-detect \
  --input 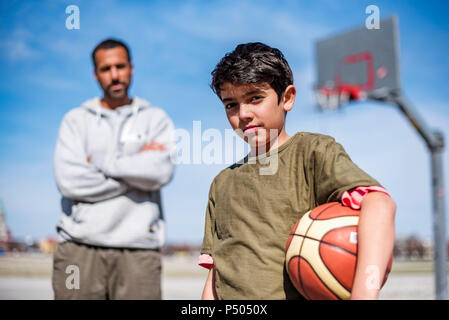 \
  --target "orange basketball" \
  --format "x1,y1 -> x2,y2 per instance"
285,202 -> 392,300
